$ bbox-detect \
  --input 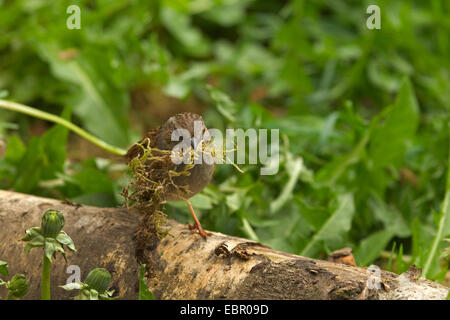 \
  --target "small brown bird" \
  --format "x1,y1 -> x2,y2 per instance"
126,113 -> 214,238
